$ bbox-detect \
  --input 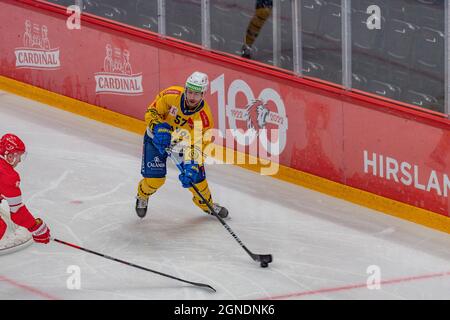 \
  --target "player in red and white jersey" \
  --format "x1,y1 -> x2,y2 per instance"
0,133 -> 50,244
